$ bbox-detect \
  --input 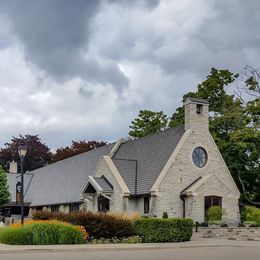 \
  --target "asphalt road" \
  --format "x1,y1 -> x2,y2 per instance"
1,246 -> 260,260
